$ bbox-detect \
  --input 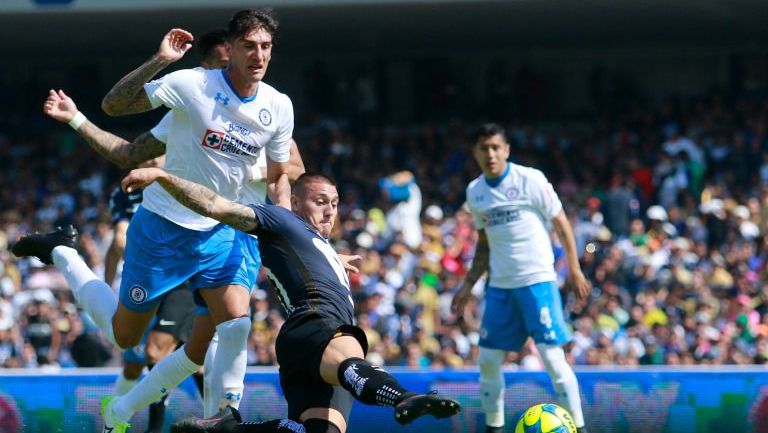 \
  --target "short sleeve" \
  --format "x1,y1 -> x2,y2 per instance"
143,68 -> 201,110
247,203 -> 292,235
149,112 -> 173,144
529,170 -> 563,219
265,94 -> 293,163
